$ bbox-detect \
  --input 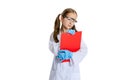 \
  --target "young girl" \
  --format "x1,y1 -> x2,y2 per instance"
49,8 -> 88,80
